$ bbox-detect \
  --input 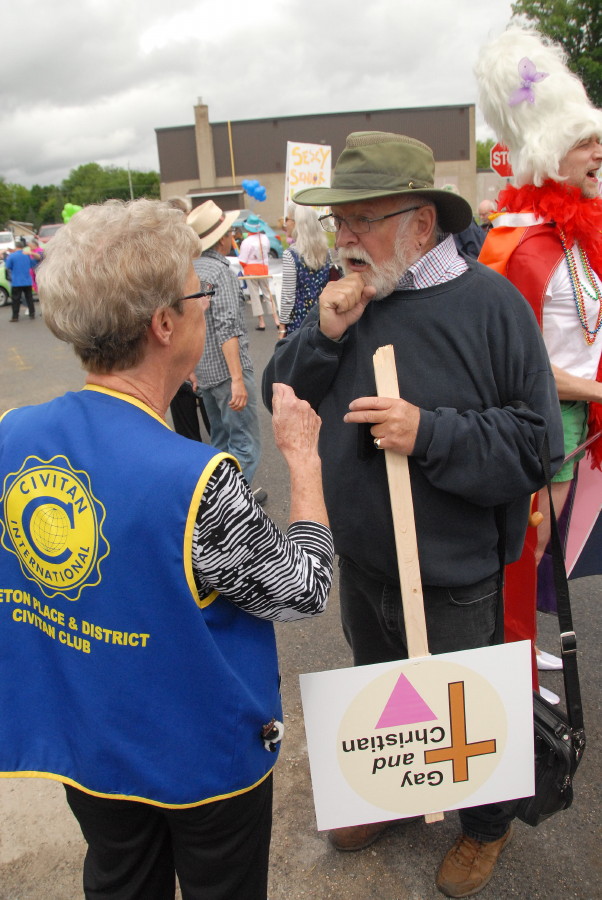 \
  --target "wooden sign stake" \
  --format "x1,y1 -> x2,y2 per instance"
373,345 -> 444,824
